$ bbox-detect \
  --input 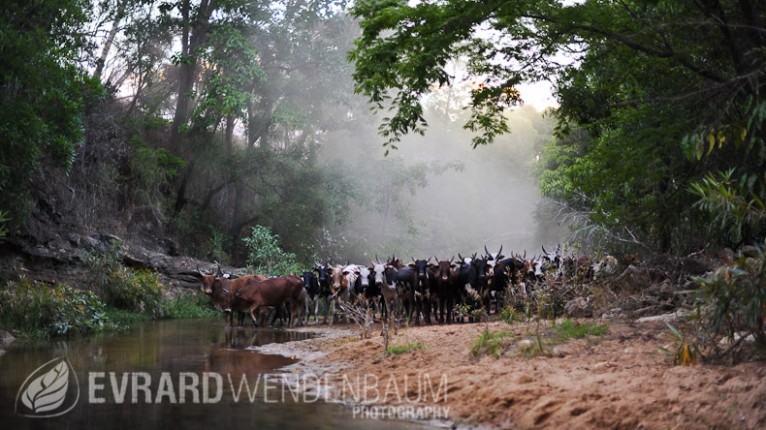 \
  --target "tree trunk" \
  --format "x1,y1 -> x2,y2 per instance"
224,115 -> 235,156
169,0 -> 216,154
94,0 -> 127,83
